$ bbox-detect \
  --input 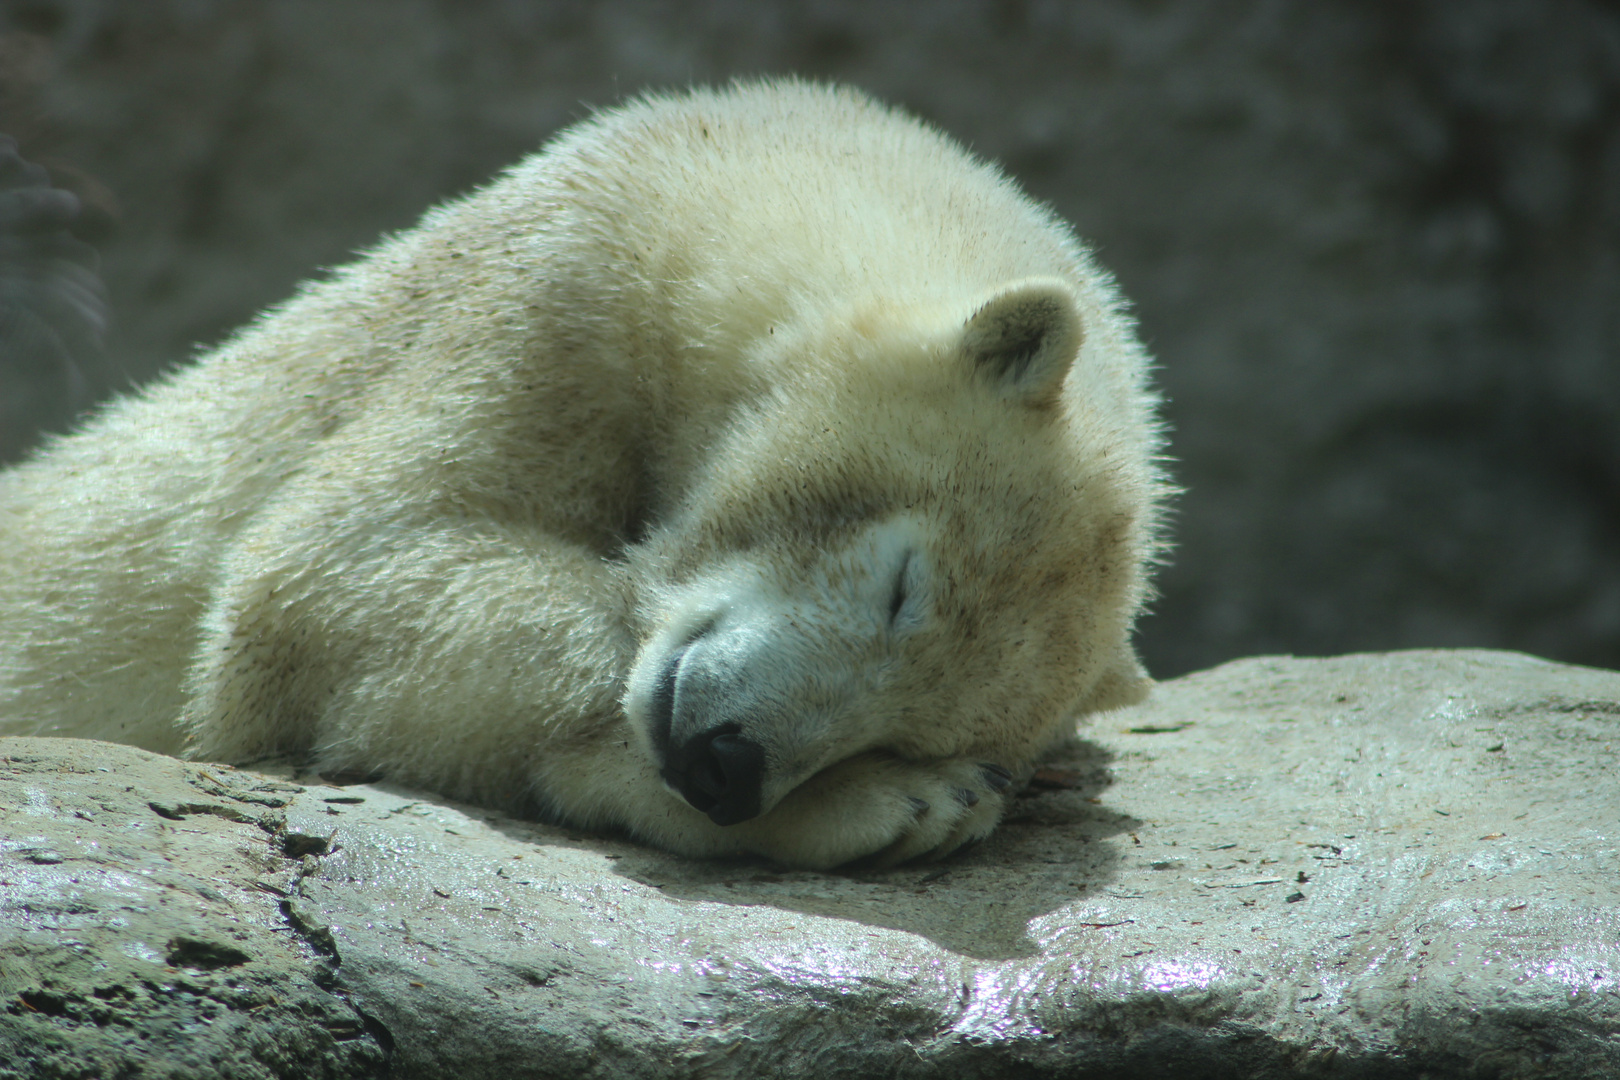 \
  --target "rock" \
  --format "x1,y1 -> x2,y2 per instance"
2,650 -> 1617,1078
0,743 -> 386,1079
